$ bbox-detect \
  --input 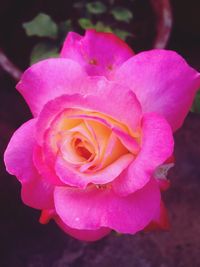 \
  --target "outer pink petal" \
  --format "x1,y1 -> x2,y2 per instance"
21,174 -> 54,210
16,58 -> 87,116
36,77 -> 142,144
39,209 -> 111,241
144,200 -> 170,231
54,178 -> 161,233
156,179 -> 171,191
114,49 -> 200,131
33,145 -> 63,186
4,119 -> 37,182
4,119 -> 54,209
113,113 -> 174,196
60,30 -> 134,78
55,217 -> 111,242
